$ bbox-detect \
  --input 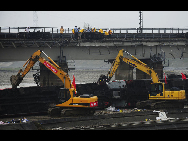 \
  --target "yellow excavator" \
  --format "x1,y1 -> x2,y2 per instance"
10,50 -> 98,116
106,49 -> 186,109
